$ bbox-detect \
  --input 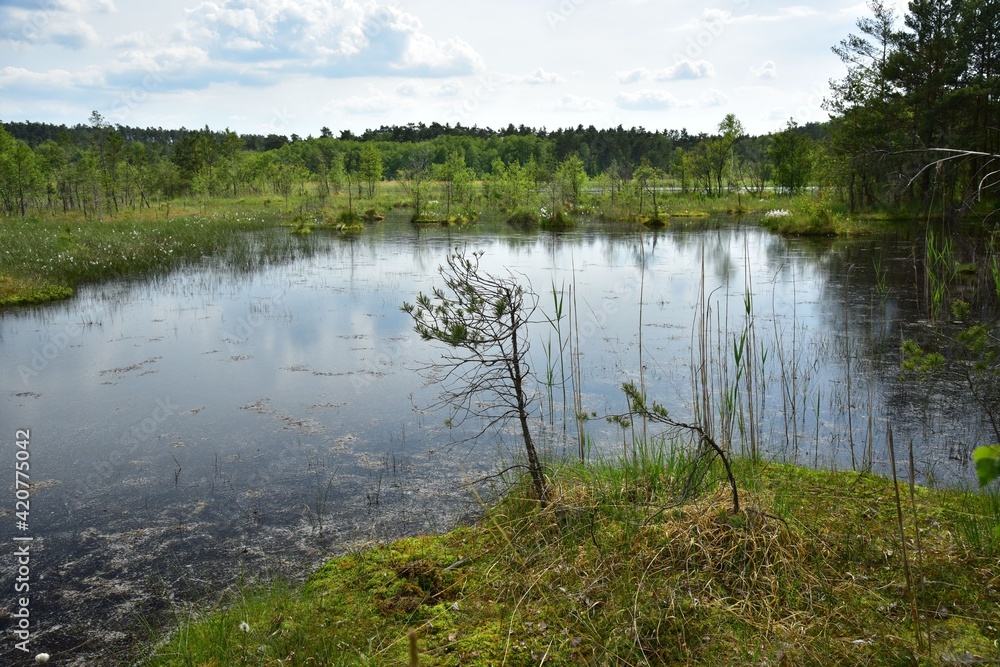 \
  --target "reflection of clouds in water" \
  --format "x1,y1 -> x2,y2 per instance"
0,214 -> 983,664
